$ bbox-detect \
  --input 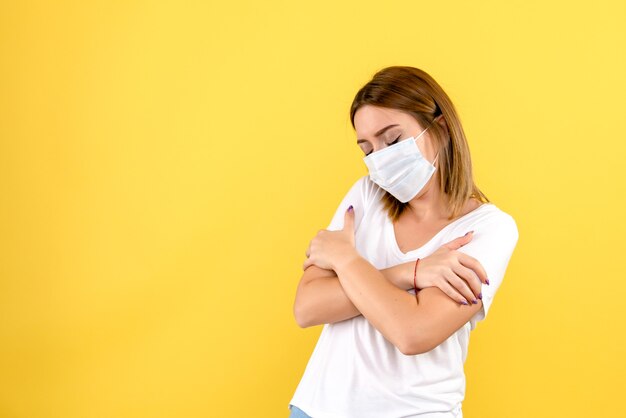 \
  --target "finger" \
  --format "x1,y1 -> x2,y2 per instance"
432,277 -> 471,305
456,252 -> 489,285
444,269 -> 476,305
442,230 -> 474,250
451,262 -> 483,300
343,205 -> 355,231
